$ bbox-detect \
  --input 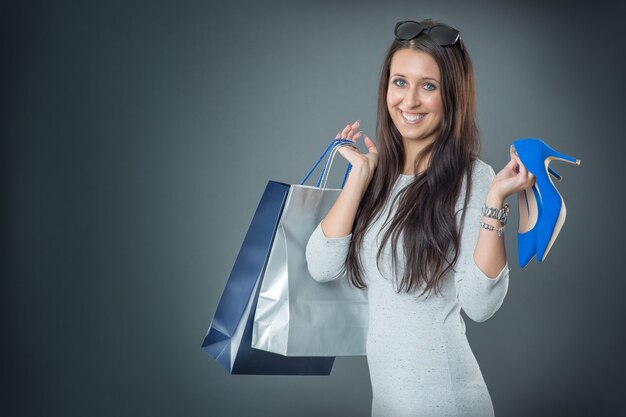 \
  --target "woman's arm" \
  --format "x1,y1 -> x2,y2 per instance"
454,152 -> 534,323
320,120 -> 378,238
453,162 -> 509,323
473,190 -> 508,278
473,150 -> 534,278
306,222 -> 352,282
305,120 -> 378,282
